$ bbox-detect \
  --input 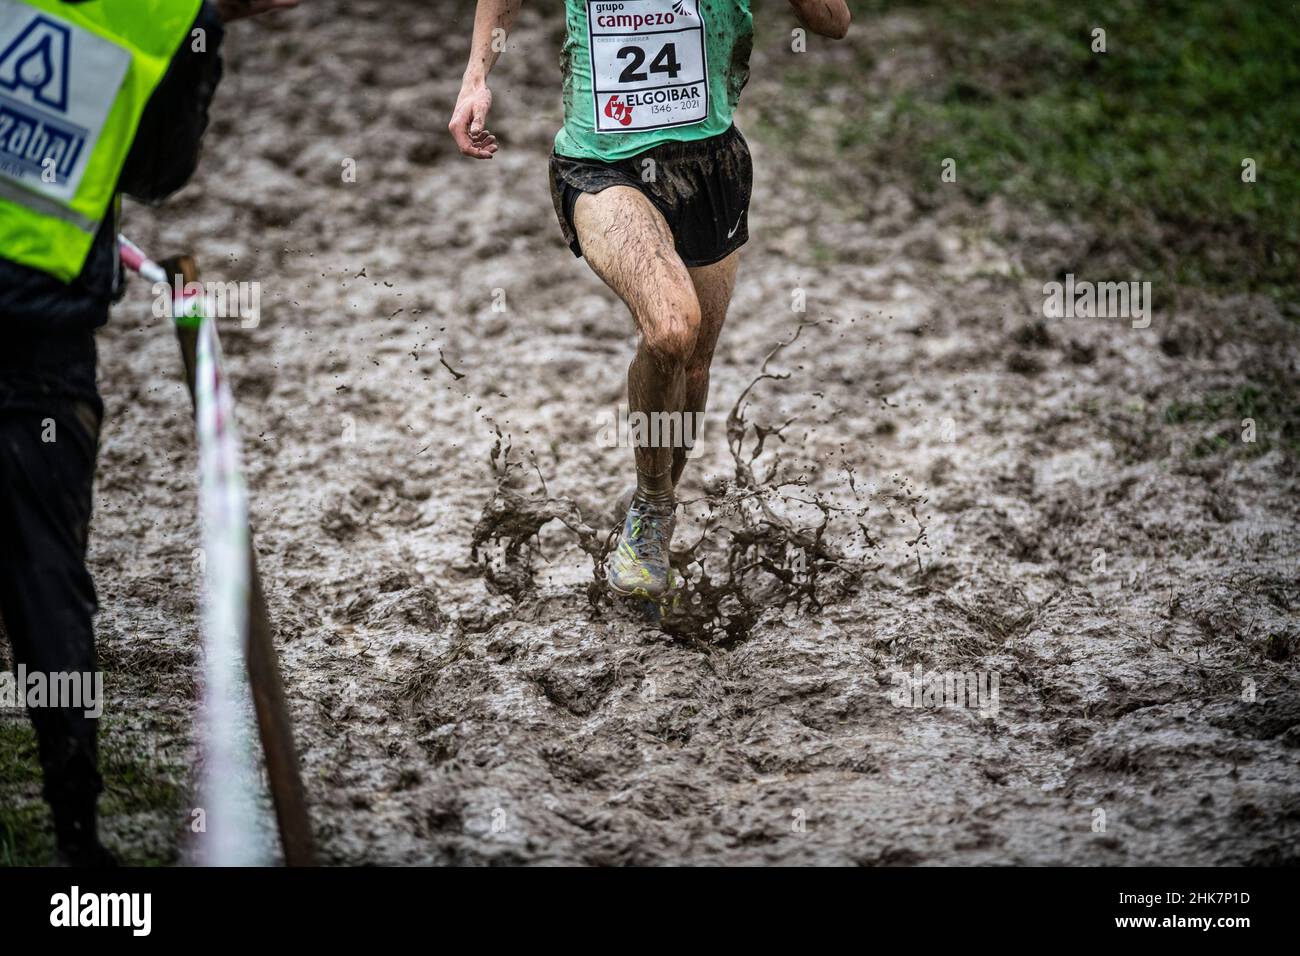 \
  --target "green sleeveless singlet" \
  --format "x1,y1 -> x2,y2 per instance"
555,0 -> 753,161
